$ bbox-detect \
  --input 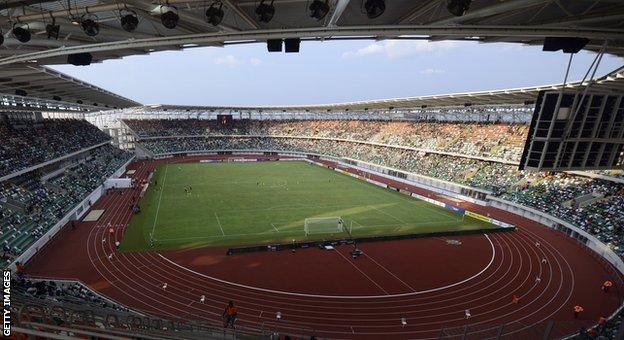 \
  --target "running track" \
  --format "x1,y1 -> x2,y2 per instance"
26,156 -> 624,339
